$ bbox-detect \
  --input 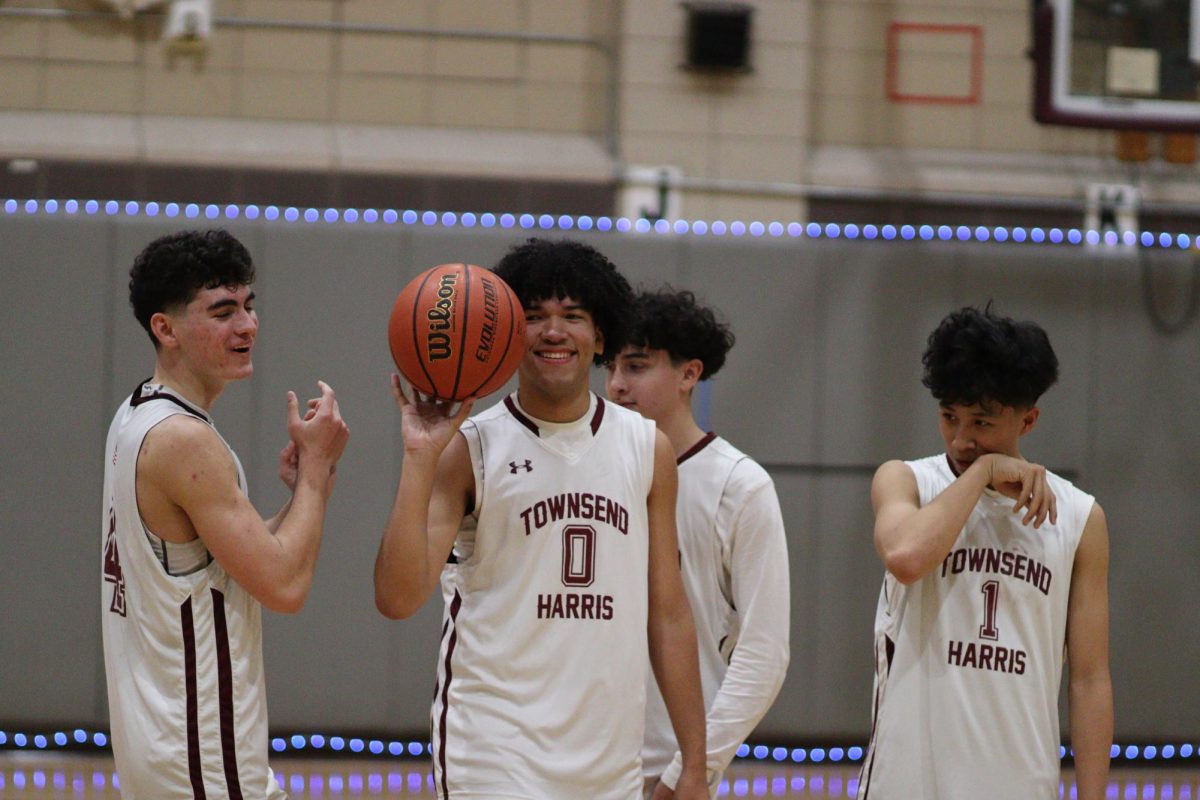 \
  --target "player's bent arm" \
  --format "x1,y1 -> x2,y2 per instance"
646,432 -> 708,798
1066,503 -> 1113,800
142,417 -> 335,614
873,458 -> 991,584
374,434 -> 472,620
704,479 -> 791,774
